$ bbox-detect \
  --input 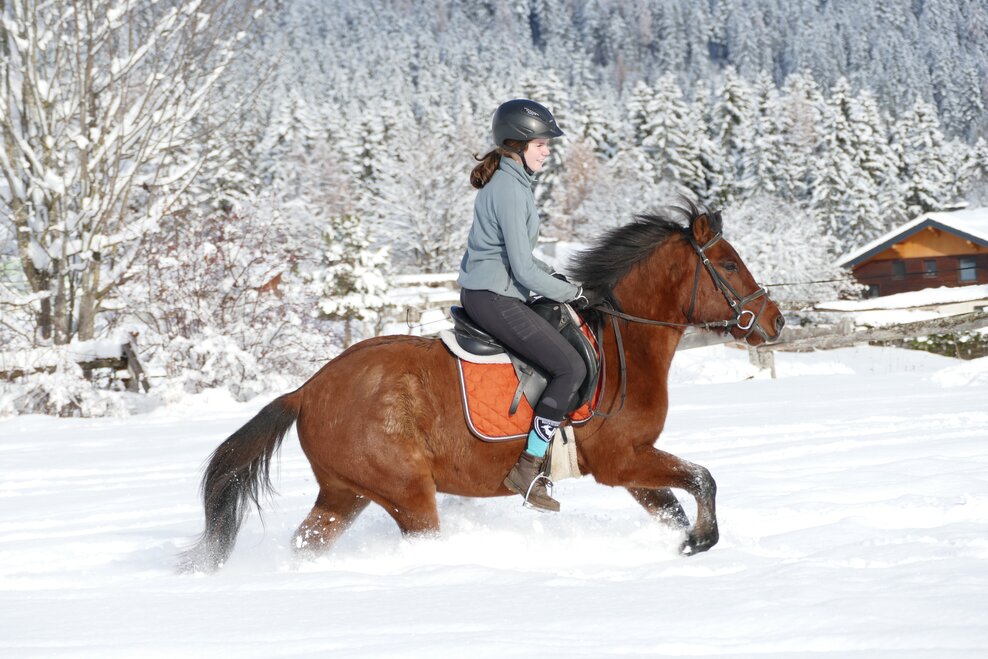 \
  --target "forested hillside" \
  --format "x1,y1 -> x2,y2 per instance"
2,0 -> 986,414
